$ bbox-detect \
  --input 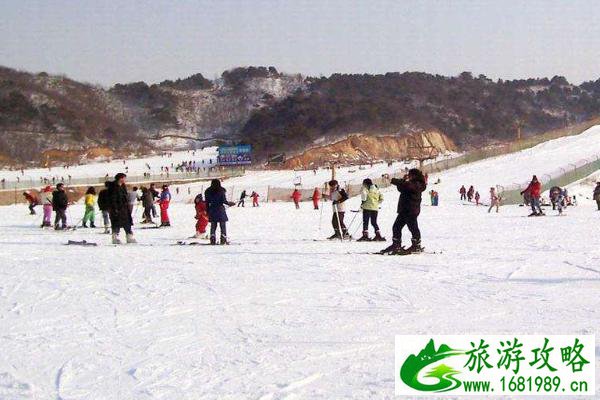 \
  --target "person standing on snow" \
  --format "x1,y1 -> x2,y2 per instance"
194,193 -> 209,238
474,191 -> 481,206
467,186 -> 475,202
23,191 -> 39,215
311,187 -> 321,210
140,187 -> 154,223
556,189 -> 566,215
52,183 -> 69,230
82,186 -> 97,228
328,180 -> 350,240
593,182 -> 600,211
39,186 -> 53,227
459,185 -> 467,201
127,186 -> 139,217
159,185 -> 171,226
379,168 -> 426,255
488,187 -> 500,213
521,175 -> 544,216
149,183 -> 160,218
108,173 -> 136,244
97,181 -> 111,233
204,179 -> 235,245
237,190 -> 247,207
291,189 -> 302,209
358,178 -> 385,242
250,191 -> 260,207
